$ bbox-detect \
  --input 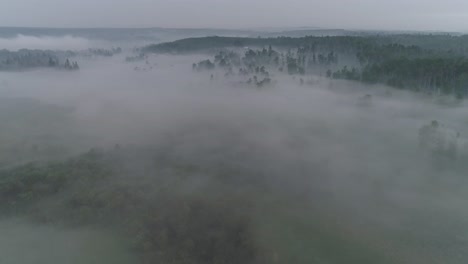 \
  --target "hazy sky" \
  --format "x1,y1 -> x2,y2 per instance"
2,0 -> 468,31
